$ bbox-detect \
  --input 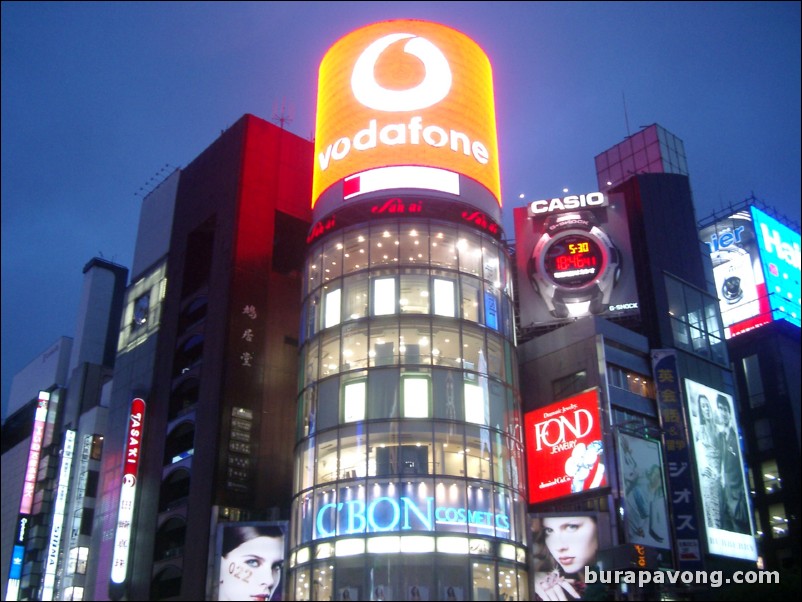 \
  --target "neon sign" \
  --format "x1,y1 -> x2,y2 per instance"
110,397 -> 146,585
315,495 -> 510,538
